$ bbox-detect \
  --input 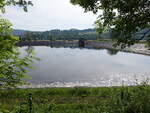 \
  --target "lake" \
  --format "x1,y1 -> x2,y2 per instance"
20,46 -> 150,88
